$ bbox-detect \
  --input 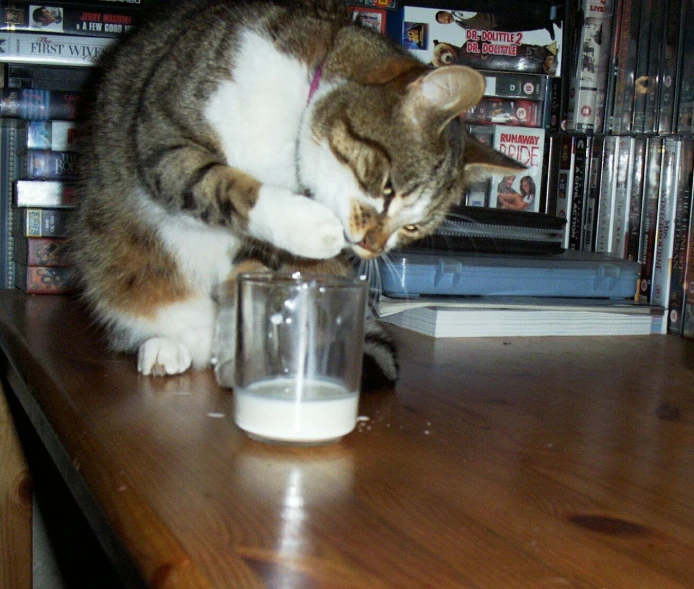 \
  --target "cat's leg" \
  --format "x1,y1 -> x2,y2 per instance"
126,295 -> 217,376
212,259 -> 271,388
133,138 -> 346,260
247,185 -> 346,260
